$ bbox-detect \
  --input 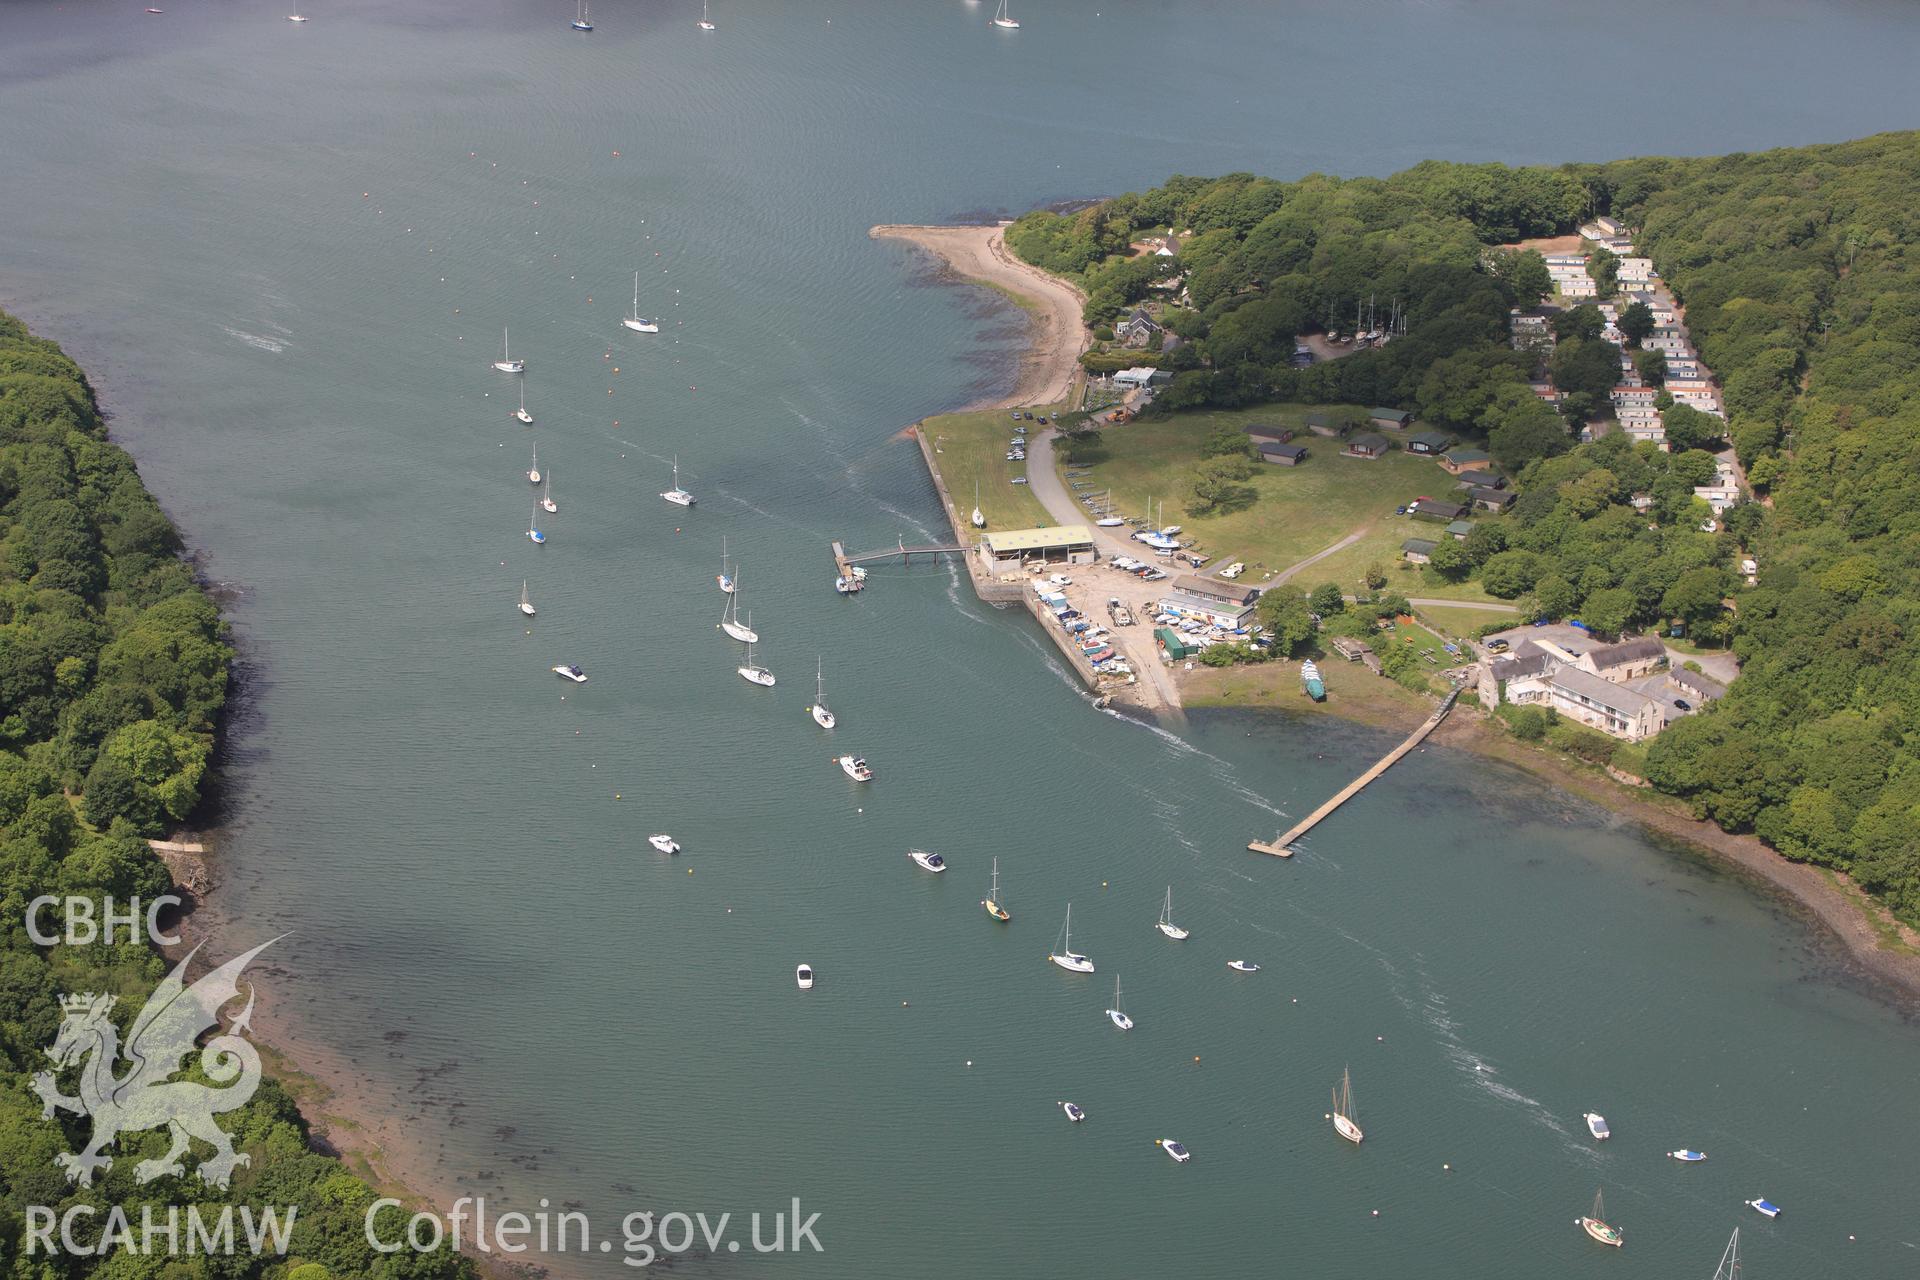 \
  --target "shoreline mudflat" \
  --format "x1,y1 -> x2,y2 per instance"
876,225 -> 1920,1004
869,223 -> 1089,409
